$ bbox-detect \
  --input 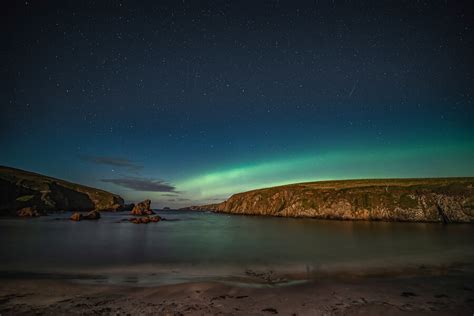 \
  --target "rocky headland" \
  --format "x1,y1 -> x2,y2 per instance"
185,178 -> 474,223
0,166 -> 124,216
